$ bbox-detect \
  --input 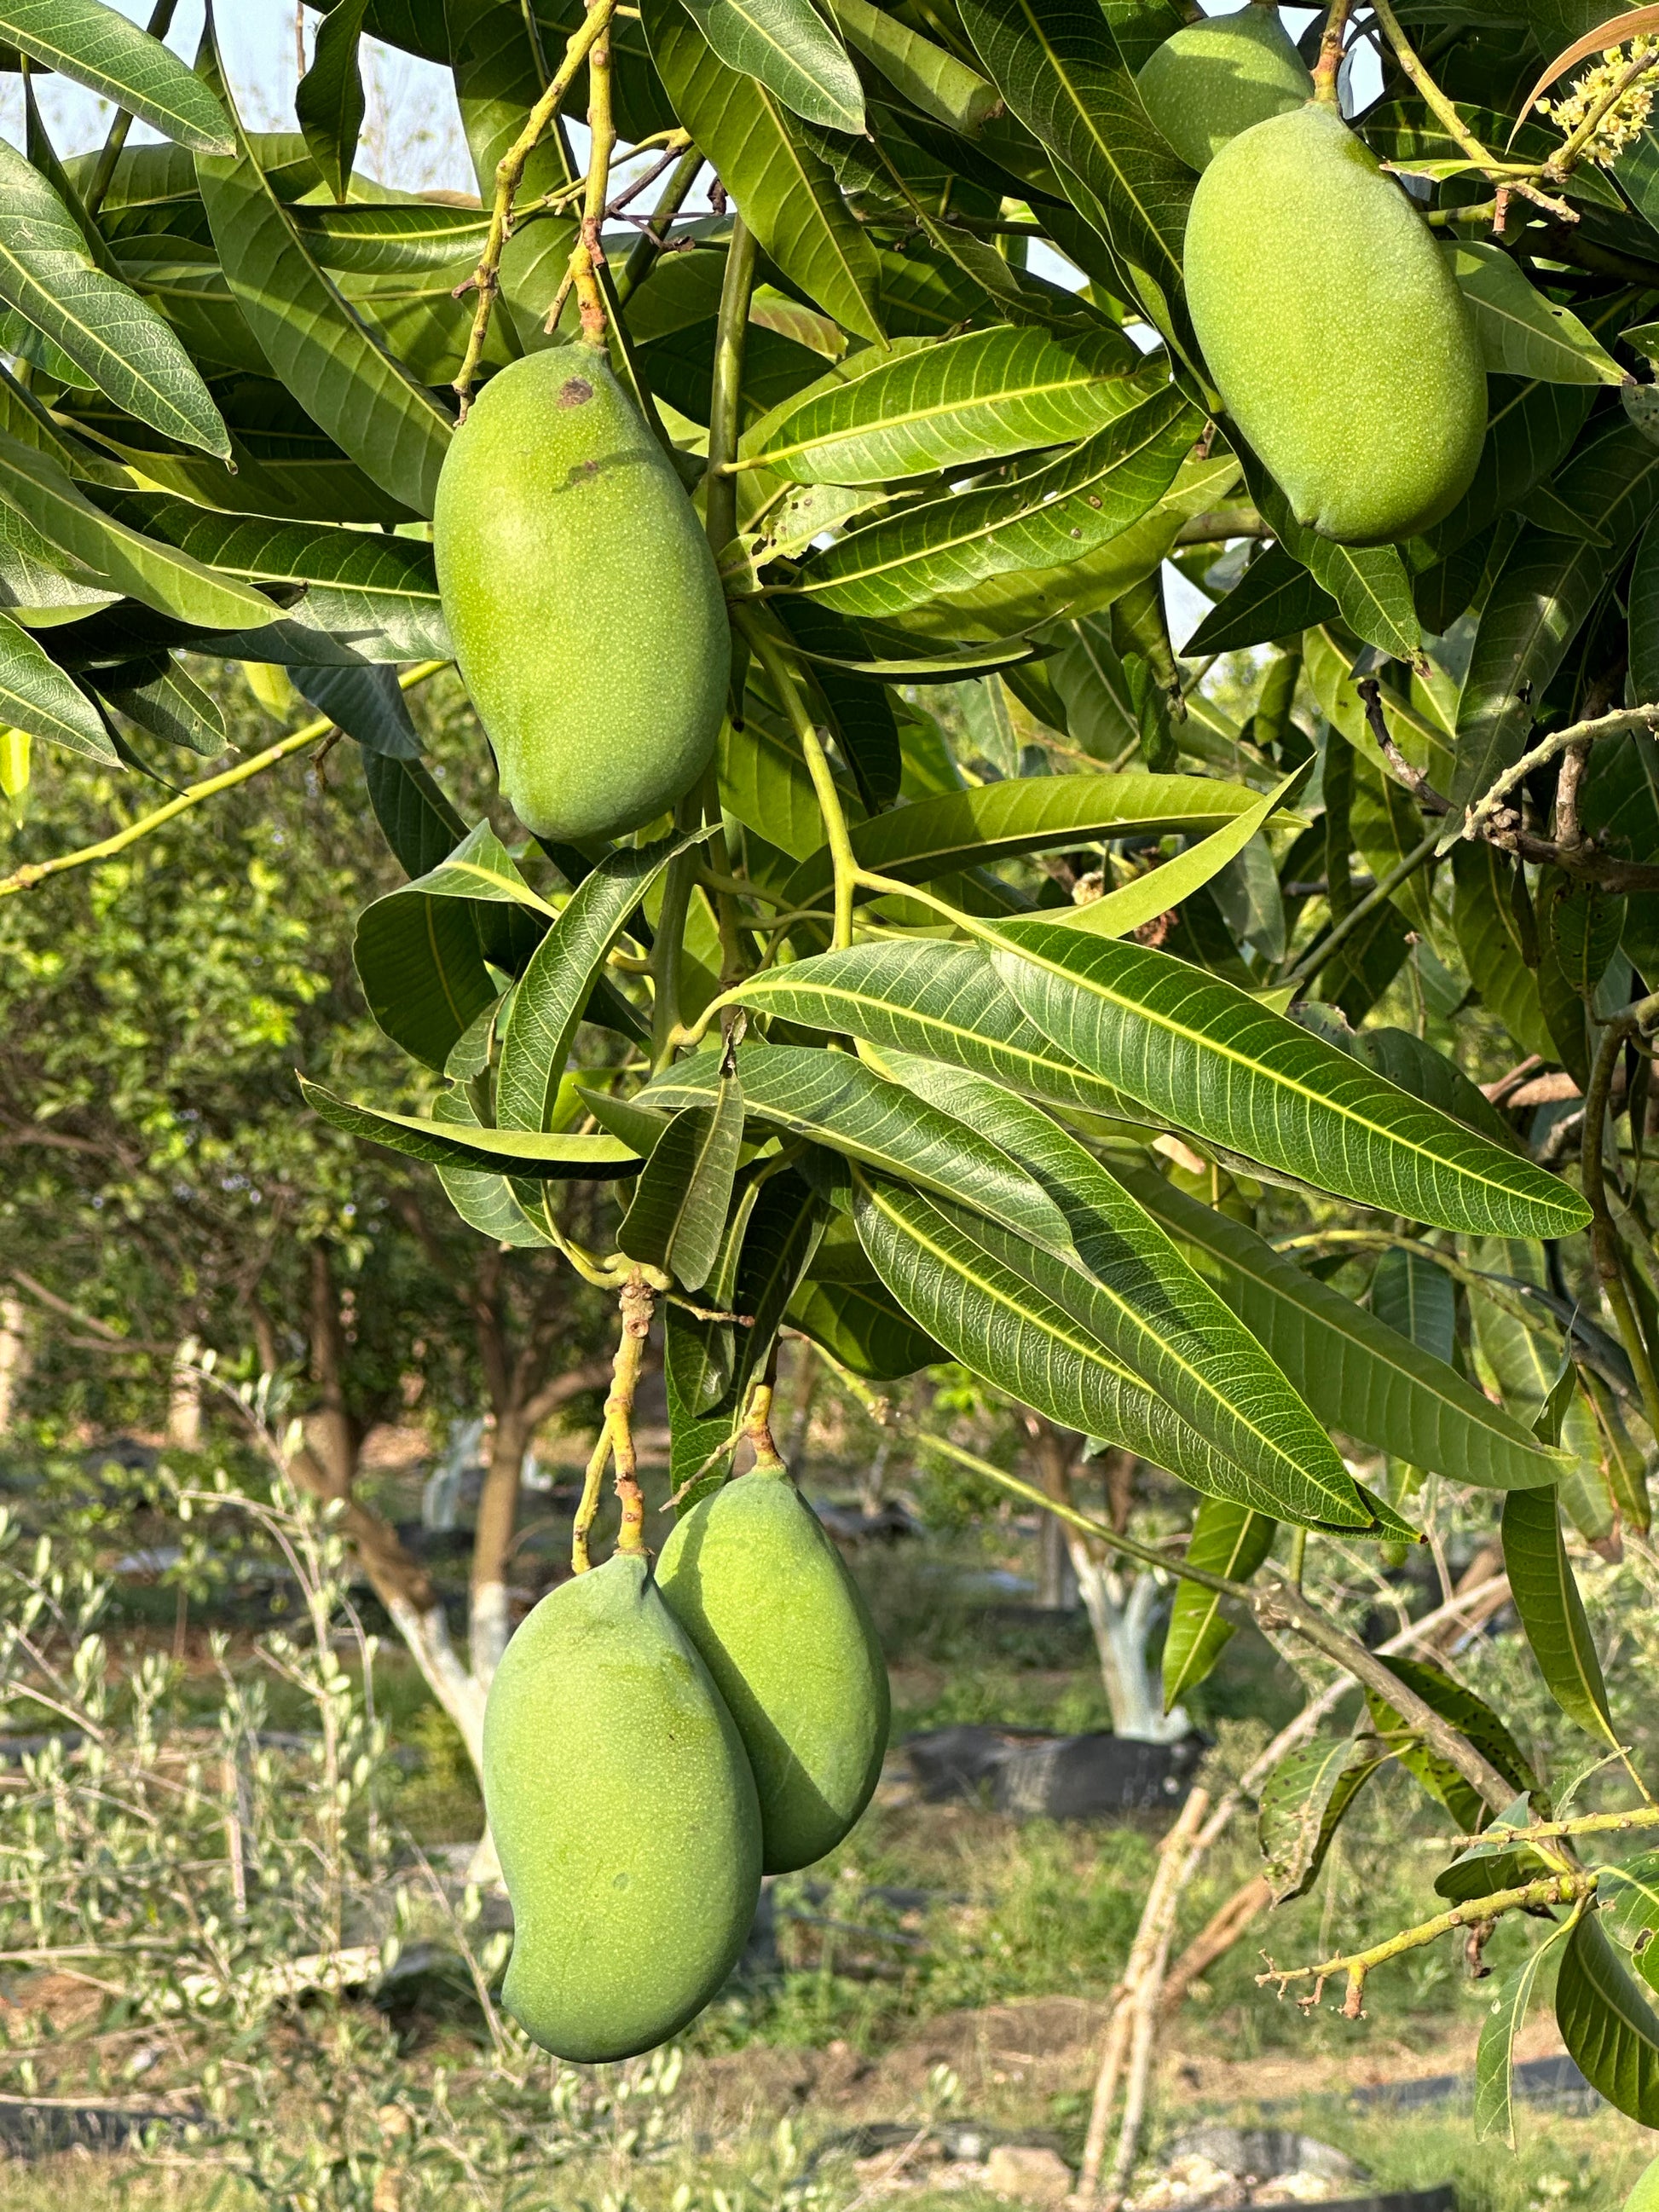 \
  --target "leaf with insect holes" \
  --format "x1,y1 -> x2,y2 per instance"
1257,1734 -> 1390,1903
